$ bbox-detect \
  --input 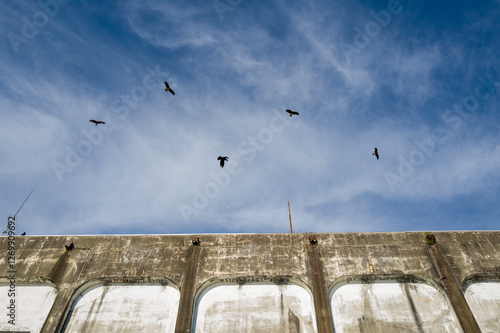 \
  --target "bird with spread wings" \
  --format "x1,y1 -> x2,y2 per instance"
217,156 -> 229,168
89,119 -> 105,126
285,109 -> 299,117
373,147 -> 379,160
164,81 -> 175,95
